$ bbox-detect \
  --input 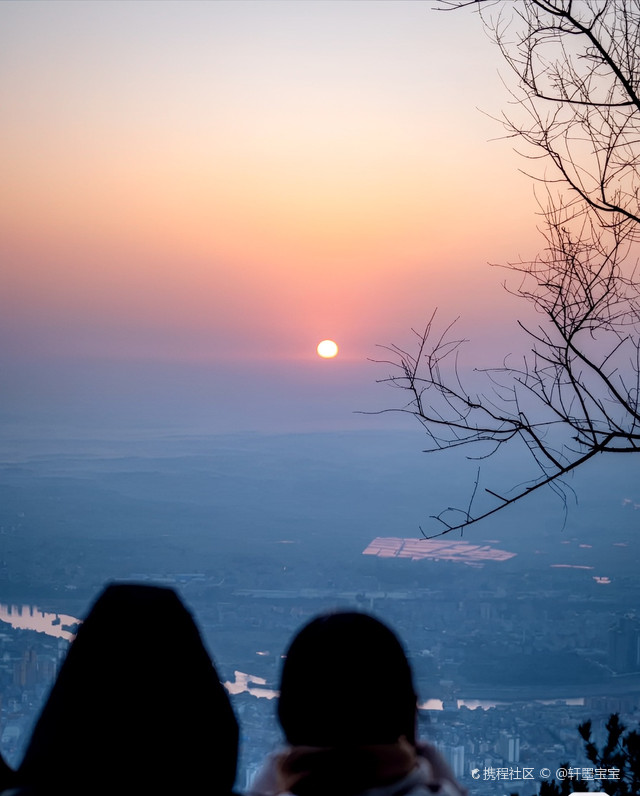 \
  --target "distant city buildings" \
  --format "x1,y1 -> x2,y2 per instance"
498,731 -> 520,763
609,615 -> 640,673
